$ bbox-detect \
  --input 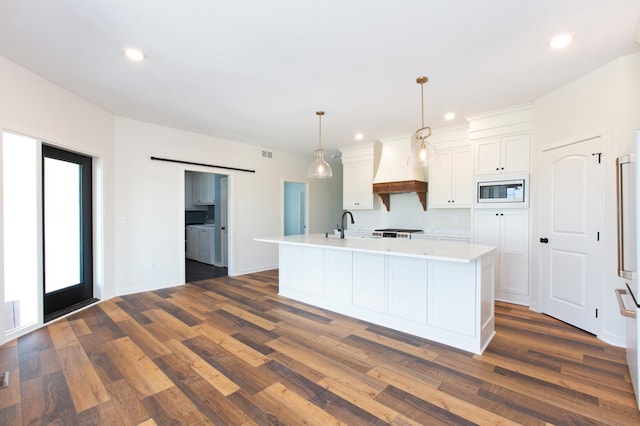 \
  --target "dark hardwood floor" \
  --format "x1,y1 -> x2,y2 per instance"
185,259 -> 227,282
0,269 -> 637,425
